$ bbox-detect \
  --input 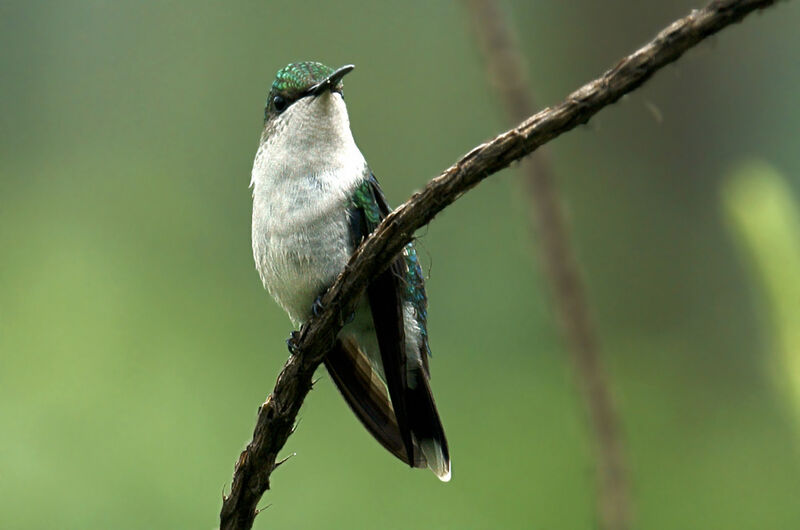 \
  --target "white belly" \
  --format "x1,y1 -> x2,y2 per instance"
252,178 -> 354,326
